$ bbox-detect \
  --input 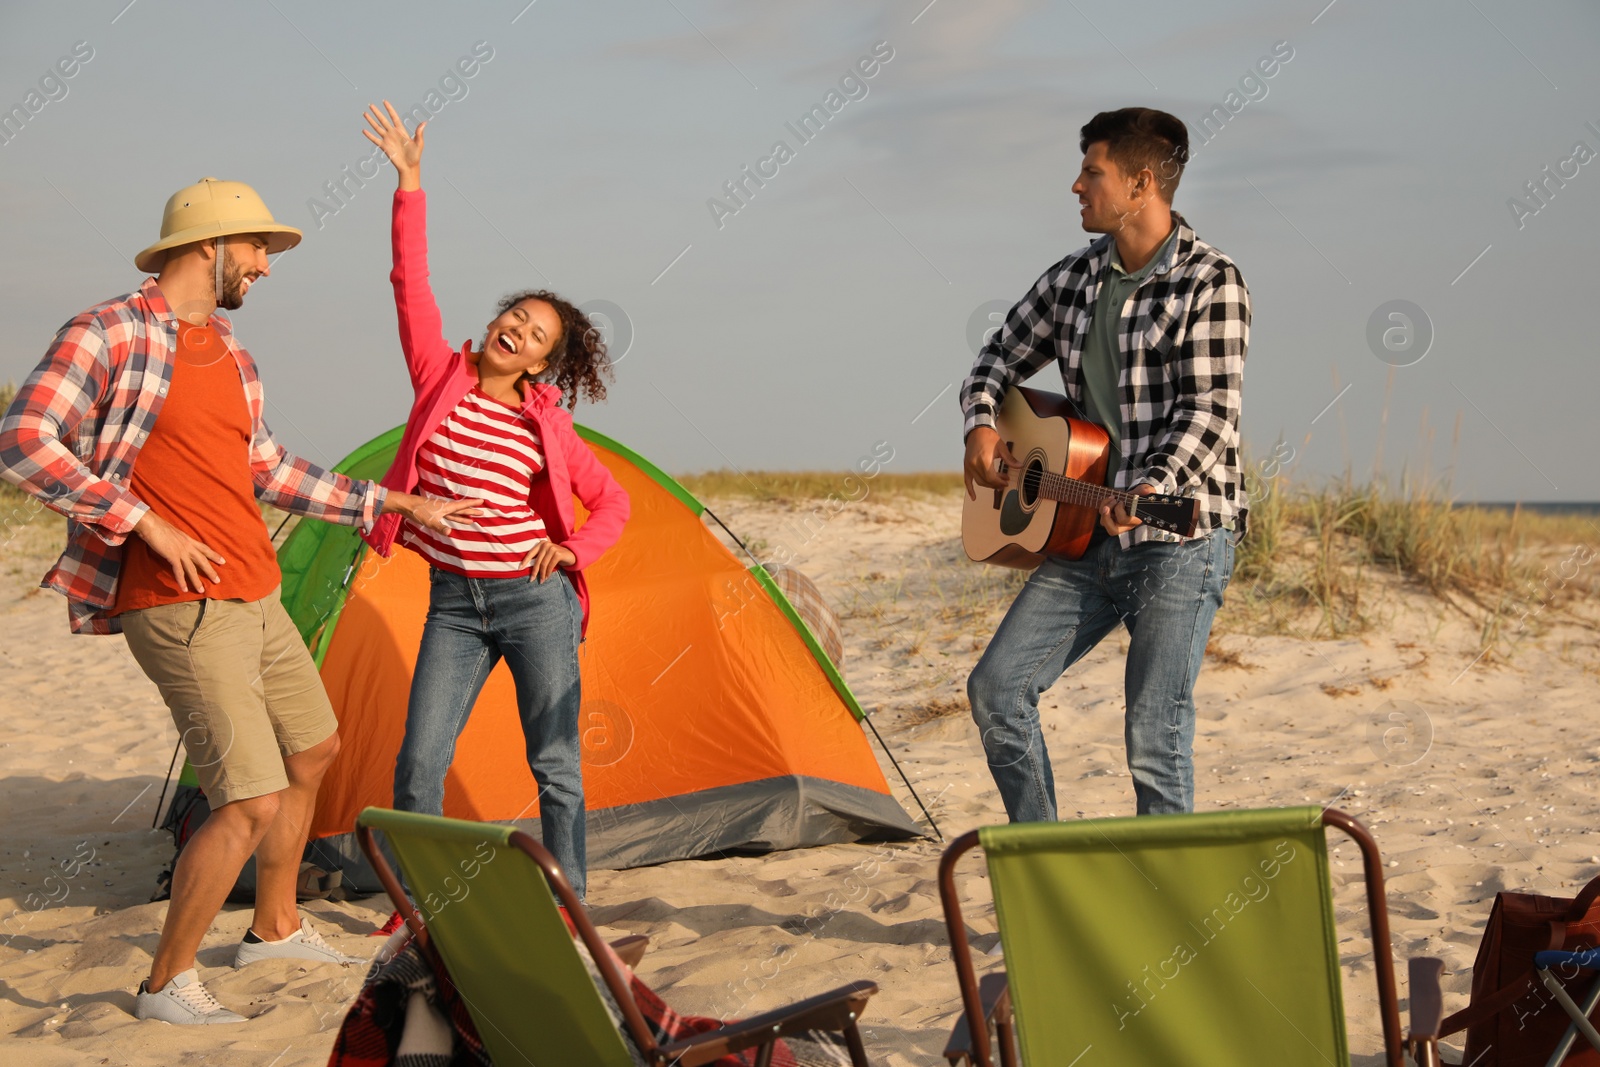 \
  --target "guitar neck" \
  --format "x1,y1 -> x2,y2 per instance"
1001,463 -> 1142,511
